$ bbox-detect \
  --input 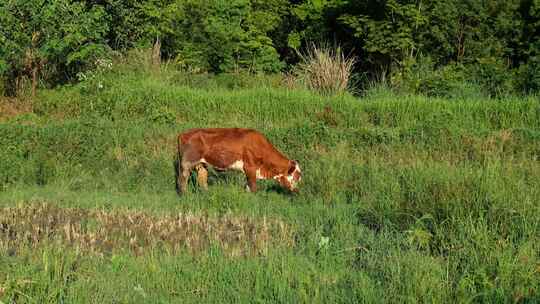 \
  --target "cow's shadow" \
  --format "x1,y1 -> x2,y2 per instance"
264,184 -> 291,195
